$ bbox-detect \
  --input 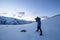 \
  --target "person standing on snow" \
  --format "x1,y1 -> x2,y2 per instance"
35,16 -> 42,35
